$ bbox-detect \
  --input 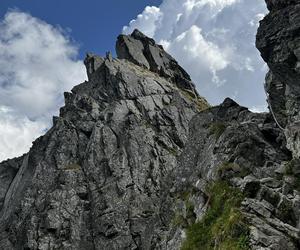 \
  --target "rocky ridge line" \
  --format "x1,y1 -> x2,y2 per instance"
0,0 -> 299,249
